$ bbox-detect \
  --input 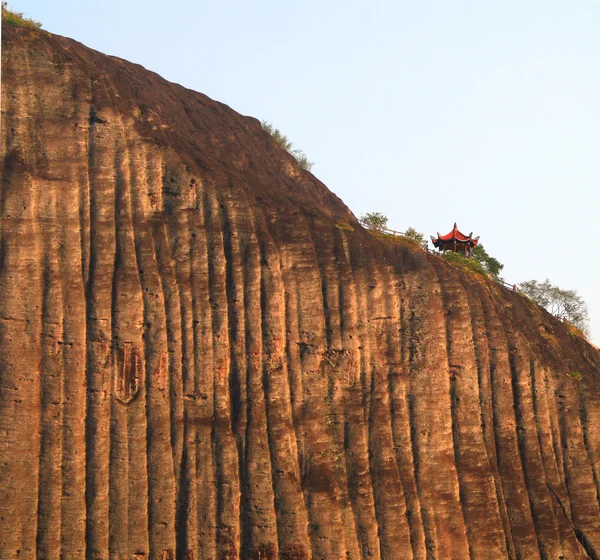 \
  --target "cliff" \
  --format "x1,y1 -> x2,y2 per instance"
1,23 -> 600,560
